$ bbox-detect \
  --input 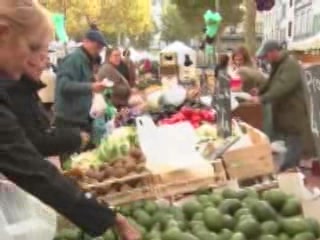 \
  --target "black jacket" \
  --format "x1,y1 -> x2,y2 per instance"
0,75 -> 115,236
7,76 -> 81,156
